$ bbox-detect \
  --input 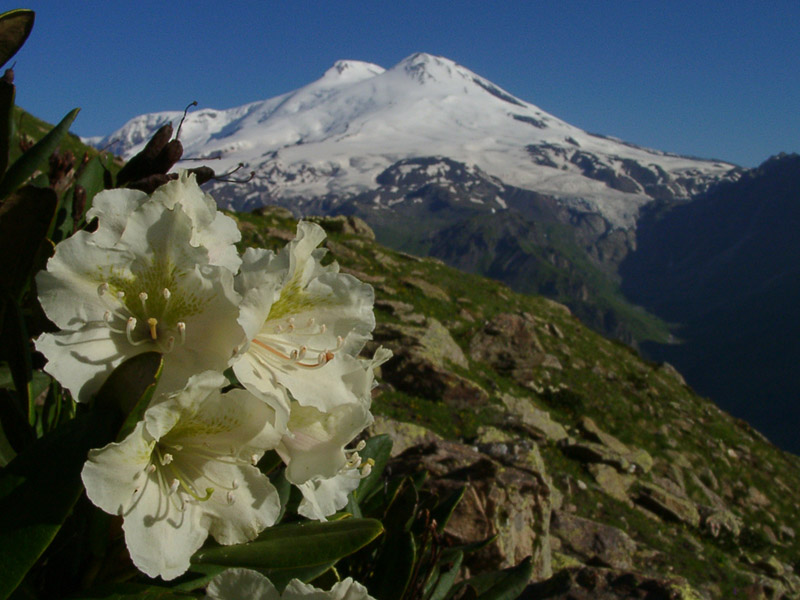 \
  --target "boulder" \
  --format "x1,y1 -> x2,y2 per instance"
500,394 -> 568,442
469,313 -> 546,382
388,439 -> 552,581
550,512 -> 638,570
634,481 -> 701,528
